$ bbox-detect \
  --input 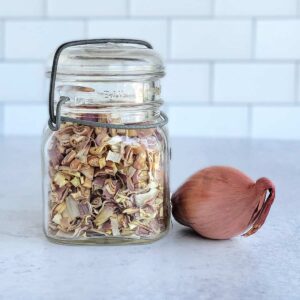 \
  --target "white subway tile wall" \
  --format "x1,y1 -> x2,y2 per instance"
171,20 -> 252,59
169,106 -> 248,138
0,63 -> 45,102
215,0 -> 297,17
4,104 -> 47,136
5,21 -> 85,59
130,0 -> 213,16
252,107 -> 300,140
47,0 -> 127,17
256,20 -> 300,59
0,0 -> 299,139
0,0 -> 43,17
214,64 -> 295,103
87,20 -> 168,58
163,63 -> 210,103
